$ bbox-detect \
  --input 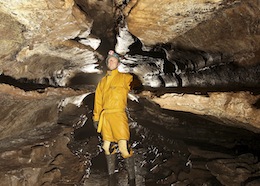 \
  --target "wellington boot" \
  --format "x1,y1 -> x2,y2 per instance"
106,154 -> 117,186
128,178 -> 136,186
108,174 -> 117,186
125,156 -> 136,186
